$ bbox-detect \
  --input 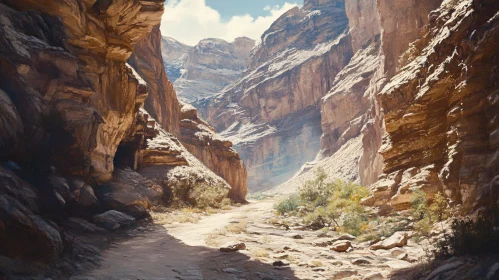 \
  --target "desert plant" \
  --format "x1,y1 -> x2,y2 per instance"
437,205 -> 499,257
274,194 -> 301,215
411,191 -> 451,236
